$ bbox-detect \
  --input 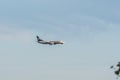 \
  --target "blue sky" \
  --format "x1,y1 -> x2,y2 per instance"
0,0 -> 120,80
